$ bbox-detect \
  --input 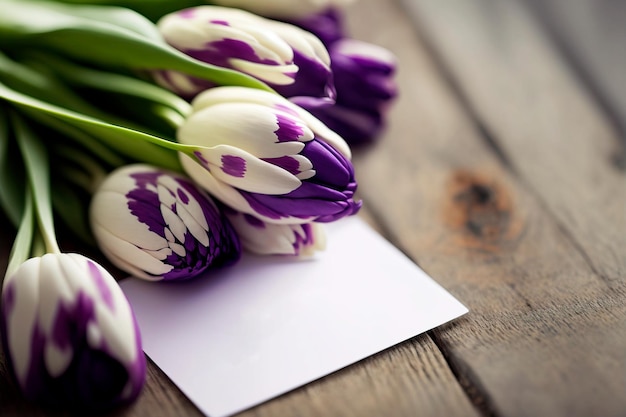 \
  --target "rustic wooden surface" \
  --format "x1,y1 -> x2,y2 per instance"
1,0 -> 625,416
